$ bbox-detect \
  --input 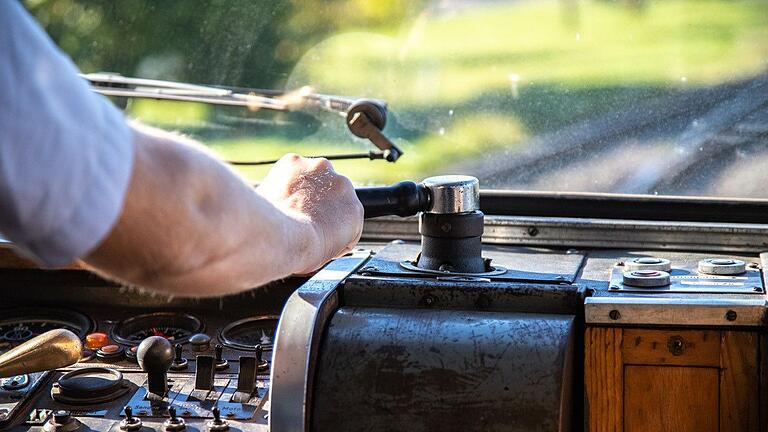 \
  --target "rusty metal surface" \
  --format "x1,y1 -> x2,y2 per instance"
311,307 -> 575,432
343,276 -> 584,316
361,242 -> 585,283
